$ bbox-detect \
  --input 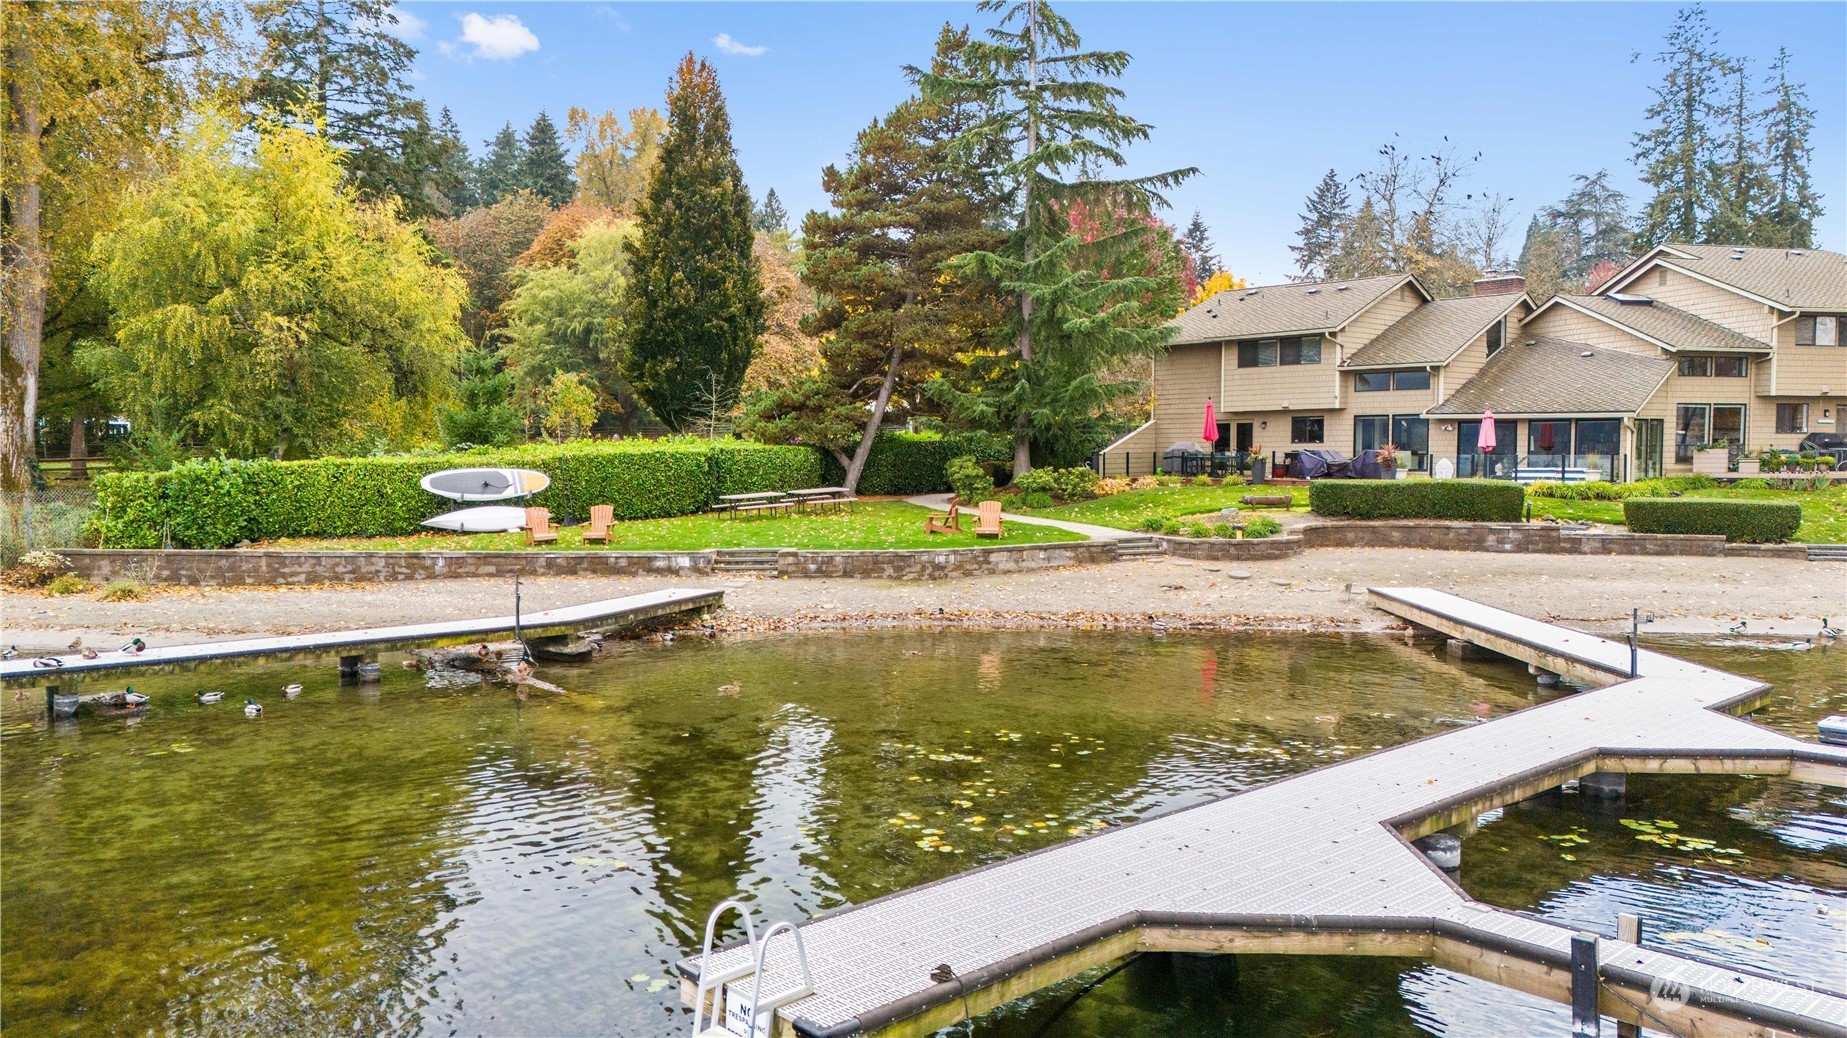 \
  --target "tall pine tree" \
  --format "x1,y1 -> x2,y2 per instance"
1290,169 -> 1350,280
248,0 -> 440,215
622,54 -> 765,431
1179,210 -> 1220,282
473,122 -> 525,205
1633,6 -> 1725,248
433,107 -> 477,214
753,188 -> 789,232
1754,47 -> 1822,248
922,0 -> 1195,474
1703,59 -> 1770,244
521,111 -> 576,205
